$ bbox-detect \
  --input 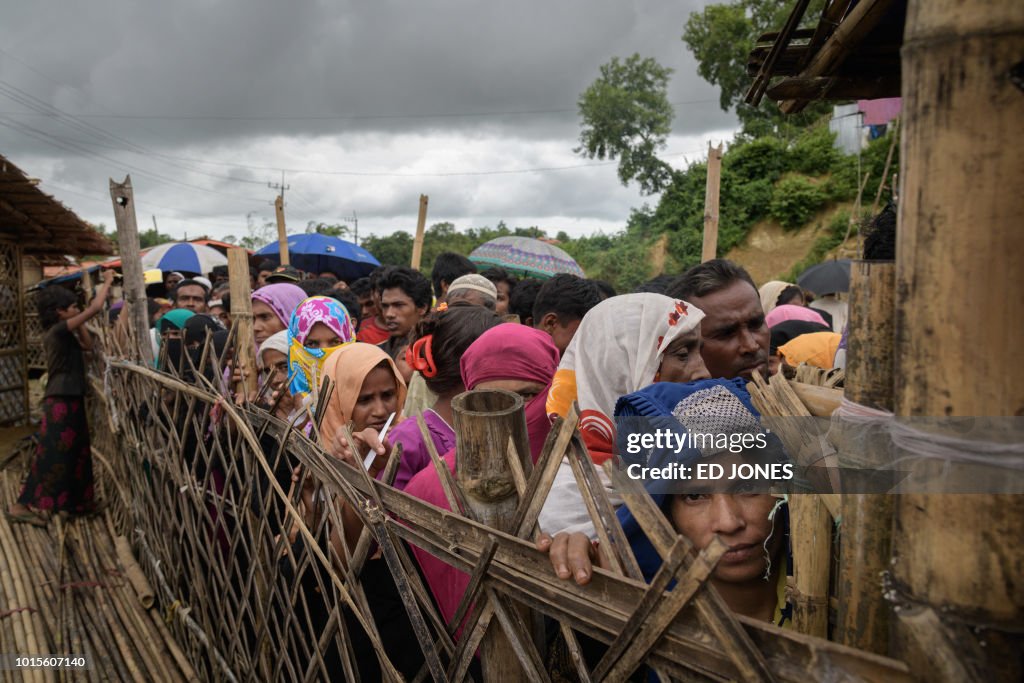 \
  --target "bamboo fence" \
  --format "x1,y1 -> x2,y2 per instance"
8,325 -> 908,683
